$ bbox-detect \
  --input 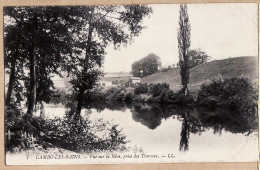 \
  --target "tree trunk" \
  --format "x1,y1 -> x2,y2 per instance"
27,41 -> 37,115
27,15 -> 38,115
5,58 -> 16,106
5,15 -> 23,107
75,7 -> 95,115
75,88 -> 84,115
